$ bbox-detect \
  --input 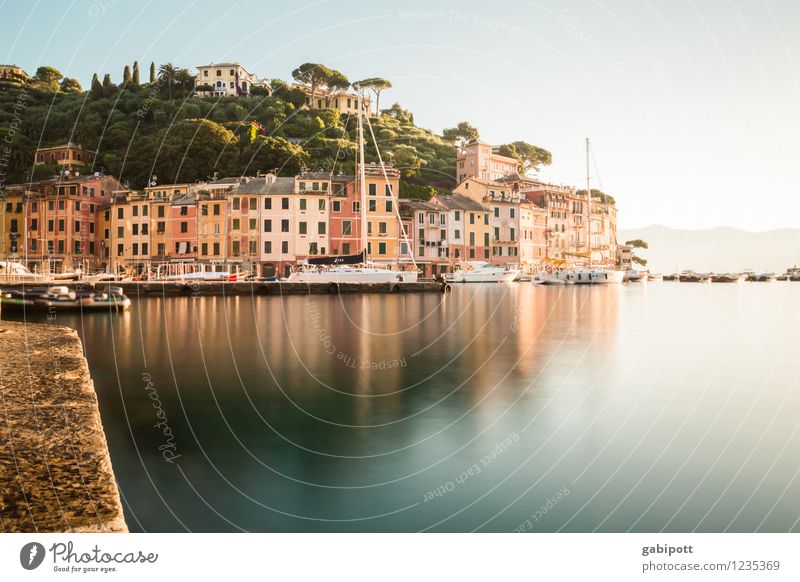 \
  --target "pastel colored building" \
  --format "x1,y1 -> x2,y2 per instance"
293,83 -> 372,115
400,200 -> 448,278
328,174 -> 361,258
432,194 -> 491,263
456,141 -> 519,183
195,62 -> 269,97
363,163 -> 406,264
35,143 -> 94,170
